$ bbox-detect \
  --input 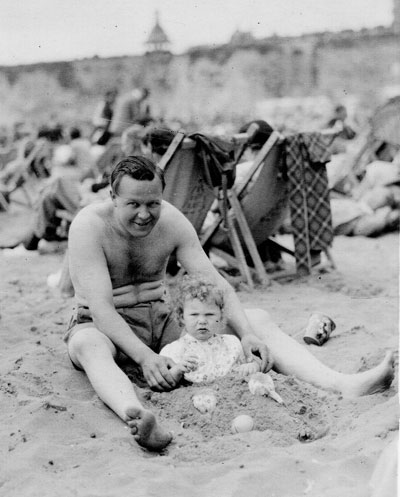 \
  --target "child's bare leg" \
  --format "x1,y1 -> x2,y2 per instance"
245,309 -> 394,397
68,328 -> 172,451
